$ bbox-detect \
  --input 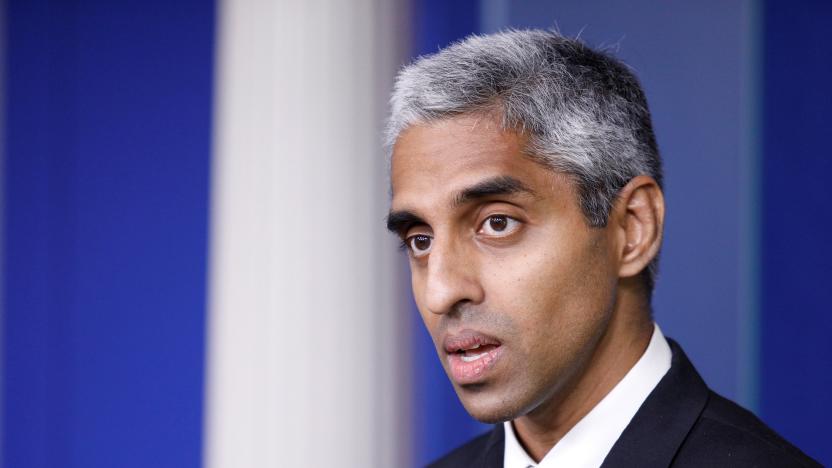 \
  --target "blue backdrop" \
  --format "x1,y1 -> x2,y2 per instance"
760,1 -> 832,462
1,1 -> 829,467
2,1 -> 214,467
